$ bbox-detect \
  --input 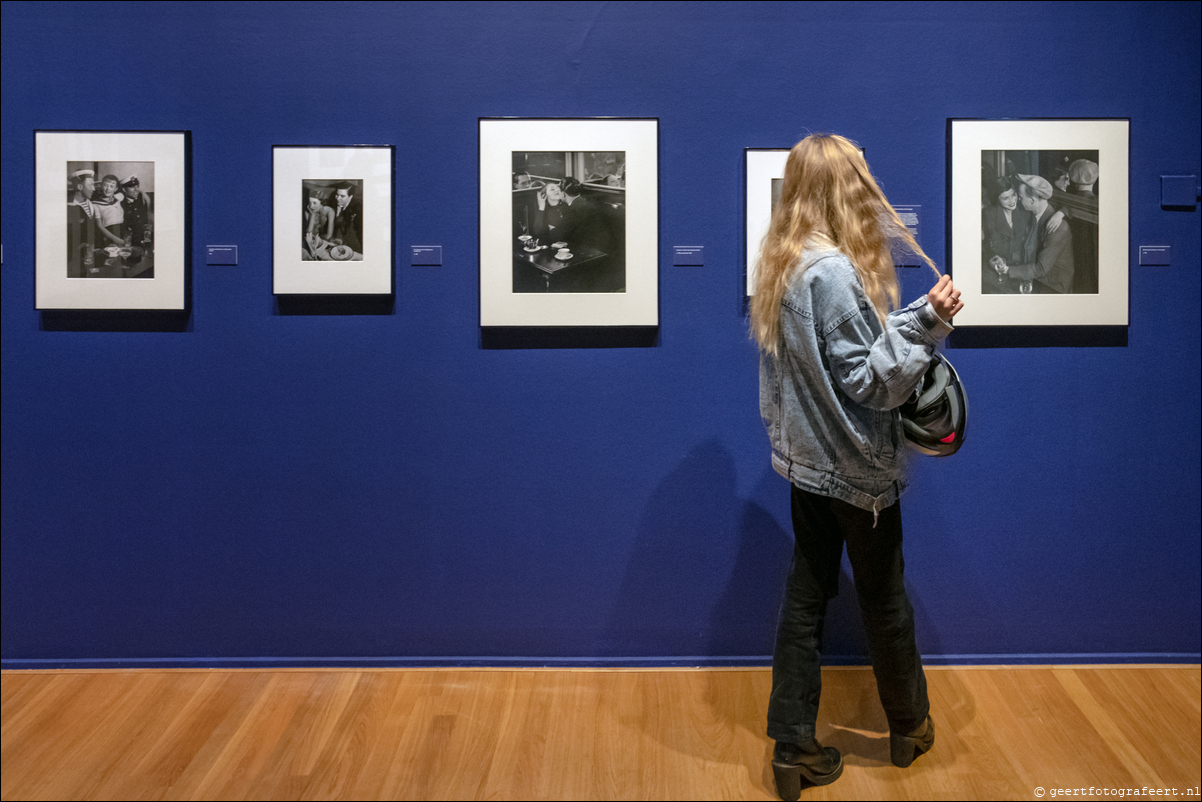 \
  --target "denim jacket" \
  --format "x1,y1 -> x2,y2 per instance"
759,245 -> 953,519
